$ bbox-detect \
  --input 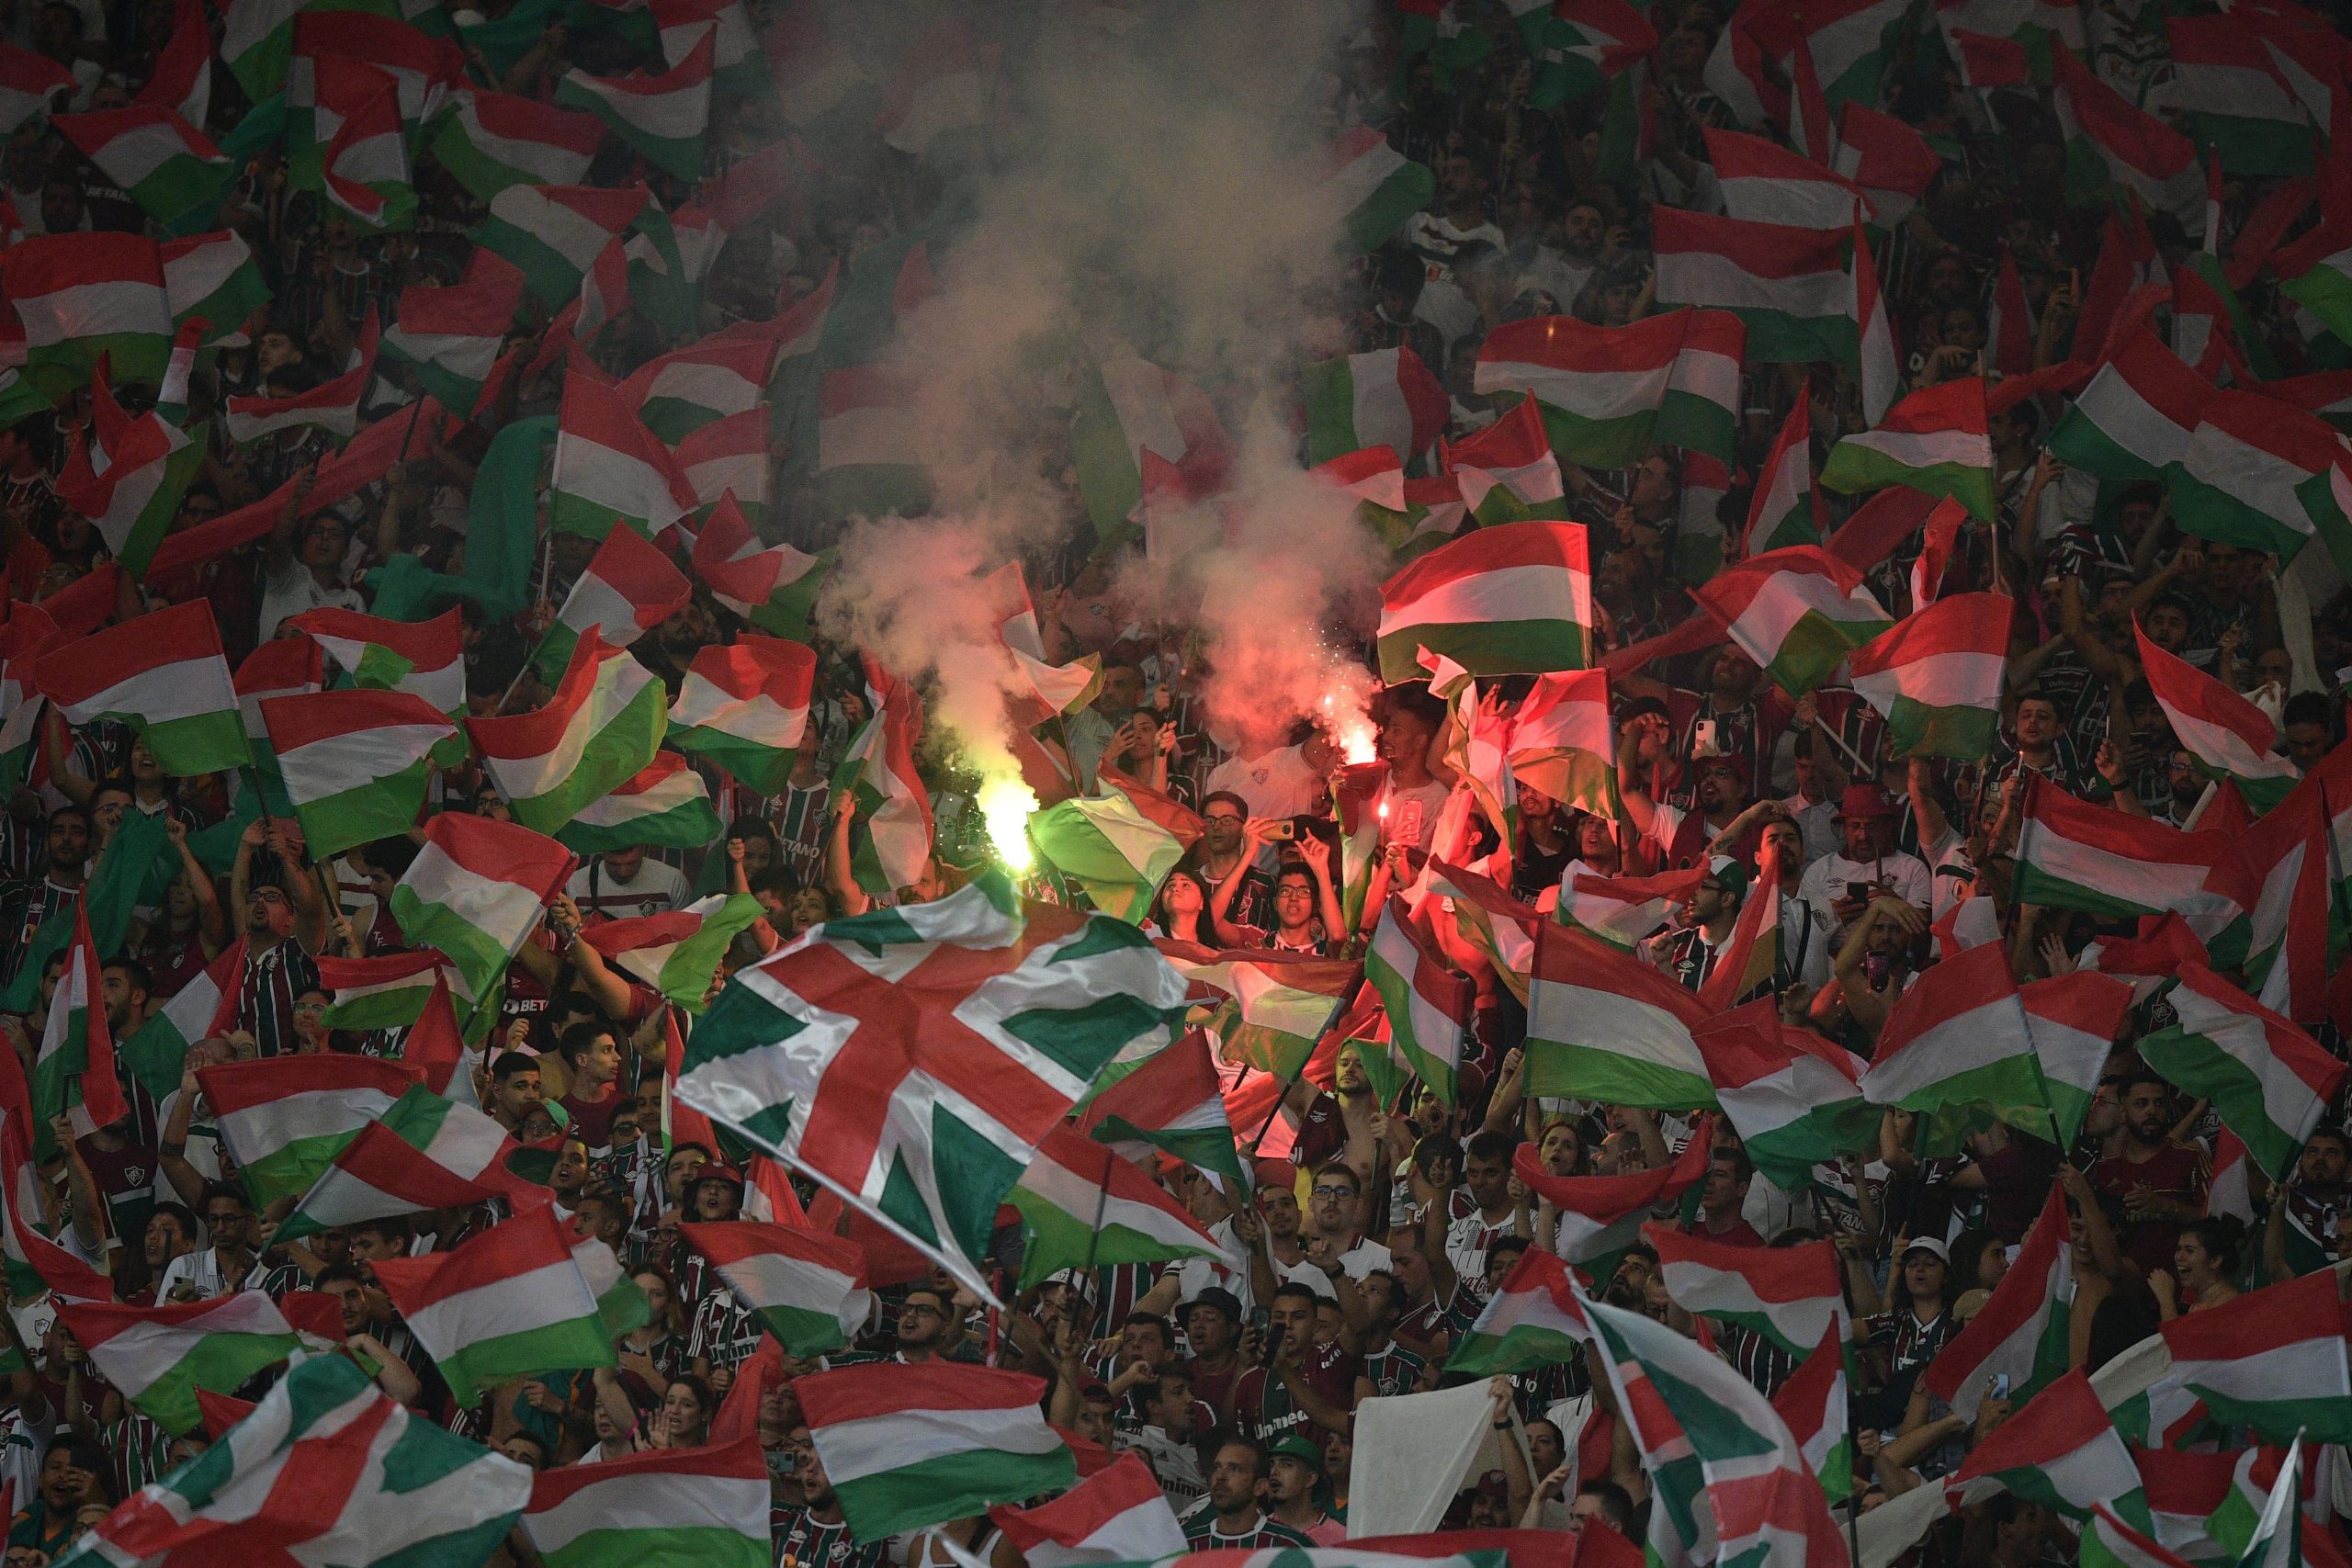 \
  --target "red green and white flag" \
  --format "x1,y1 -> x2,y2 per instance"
1424,860 -> 1544,1002
1363,896 -> 1473,1106
558,750 -> 724,855
224,310 -> 377,446
2048,328 -> 2215,482
680,1219 -> 872,1357
198,1054 -> 423,1209
390,812 -> 575,998
2170,389 -> 2352,575
1476,312 -> 1673,471
1069,353 -> 1227,538
1689,544 -> 1894,697
1706,125 -> 1869,227
1821,377 -> 1997,522
56,1291 -> 342,1435
53,107 -> 232,234
796,1364 -> 1074,1542
53,394 -> 204,580
474,183 -> 647,310
370,1204 -> 614,1404
1834,101 -> 1939,224
2052,39 -> 2204,225
580,893 -> 765,1012
1860,941 -> 2056,1149
0,231 -> 172,392
618,333 -> 776,445
676,875 -> 1188,1303
2137,619 -> 2299,810
1697,1000 -> 1875,1191
1376,520 -> 1591,684
554,28 -> 712,180
652,0 -> 763,94
1583,1286 -> 1849,1568
160,230 -> 267,348
1771,1324 -> 1854,1504
830,658 -> 933,897
118,936 -> 244,1105
0,41 -> 71,135
288,605 -> 468,719
1154,942 -> 1360,1079
1026,779 -> 1203,923
2160,1270 -> 2352,1443
427,87 -> 605,201
987,1452 -> 1186,1568
1559,868 -> 1698,951
1302,344 -> 1447,467
1948,1368 -> 2154,1527
1527,924 -> 1713,1106
816,366 -> 933,522
552,367 -> 696,540
262,689 -> 453,860
521,1434 -> 766,1568
1445,1244 -> 1594,1374
381,254 -> 525,413
690,492 -> 831,640
1653,207 -> 1852,365
2209,1438 -> 2306,1568
35,601 -> 245,776
1924,1179 -> 2076,1421
315,949 -> 473,1032
674,408 -> 770,517
30,898 -> 124,1154
1075,1029 -> 1244,1182
319,73 -> 413,231
531,521 -> 694,682
1318,123 -> 1437,252
1503,668 -> 1617,820
667,635 -> 813,794
277,1084 -> 555,1247
1009,1126 -> 1227,1289
1647,1223 -> 1847,1357
467,629 -> 668,837
1744,391 -> 1822,554
2022,971 -> 2136,1147
2137,964 -> 2345,1181
2013,775 -> 2229,921
1846,591 -> 2009,761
